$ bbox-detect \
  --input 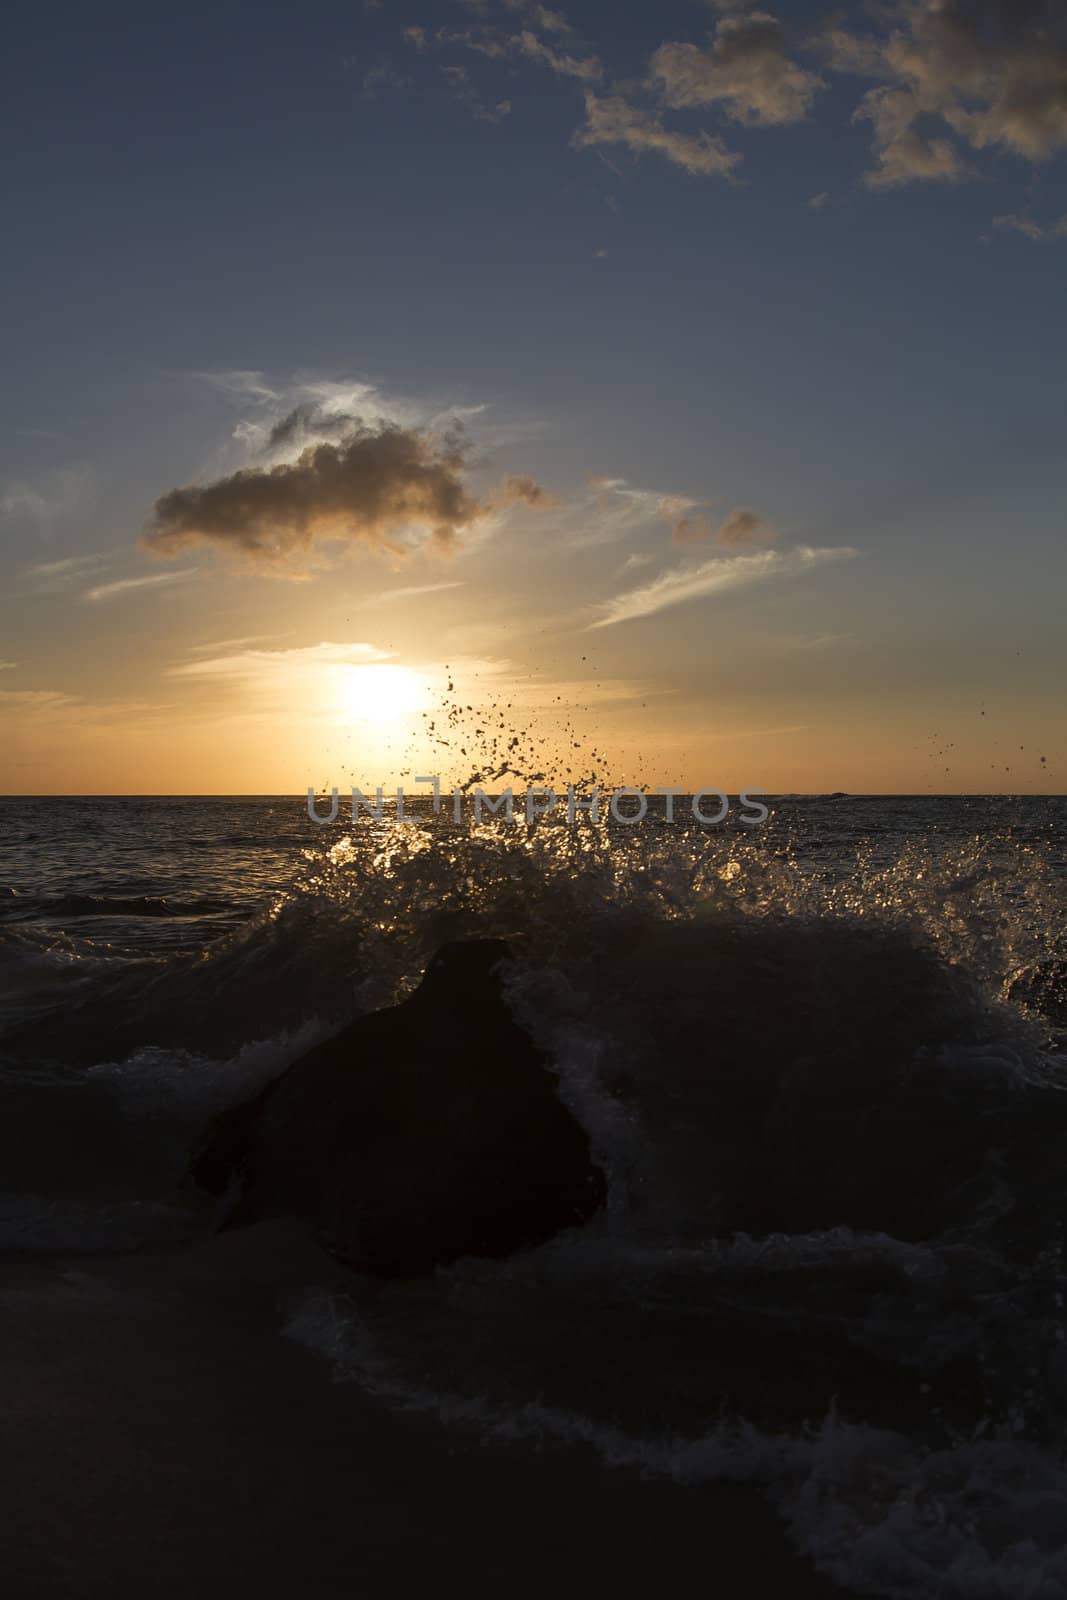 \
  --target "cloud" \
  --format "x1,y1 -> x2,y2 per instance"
429,26 -> 511,62
83,569 -> 199,603
168,640 -> 389,683
360,581 -> 465,607
360,63 -> 413,101
21,550 -> 113,589
516,29 -> 601,82
441,64 -> 512,121
854,88 -> 966,188
993,210 -> 1067,241
716,507 -> 774,547
144,420 -> 486,568
265,403 -> 360,452
0,660 -> 17,670
186,634 -> 288,655
498,475 -> 560,508
220,377 -> 414,460
414,19 -> 598,81
504,0 -> 573,32
791,631 -> 855,651
0,464 -> 92,524
700,505 -> 777,544
0,689 -> 79,711
652,492 -> 777,550
807,190 -> 831,208
528,6 -> 572,34
669,504 -> 776,546
591,544 -> 858,628
188,369 -> 281,406
570,478 -> 687,548
650,10 -> 824,127
825,0 -> 1067,188
573,92 -> 742,177
573,477 -> 769,551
